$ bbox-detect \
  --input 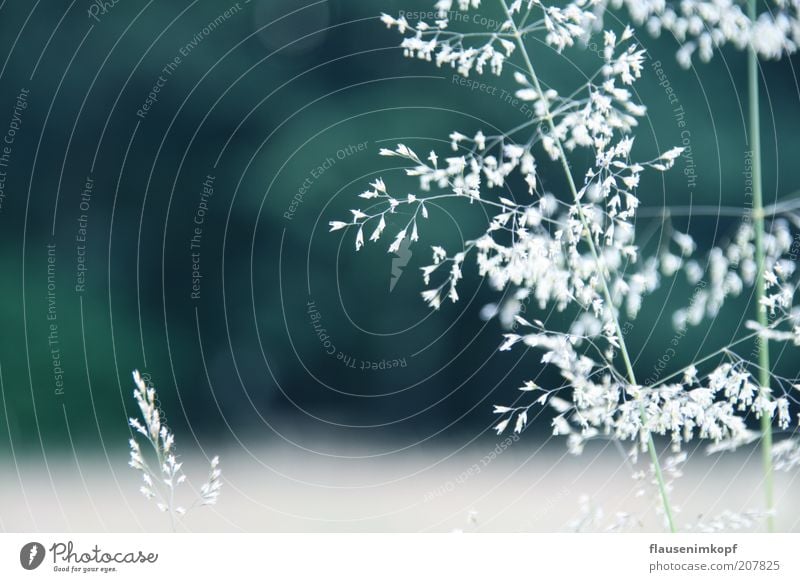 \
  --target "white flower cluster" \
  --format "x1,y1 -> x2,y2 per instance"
772,437 -> 800,471
669,218 -> 800,339
514,0 -> 598,52
685,508 -> 770,532
335,3 -> 732,453
333,0 -> 800,524
333,26 -> 678,332
599,0 -> 800,66
380,0 -> 599,78
379,11 -> 516,77
493,331 -> 790,452
128,370 -> 222,523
